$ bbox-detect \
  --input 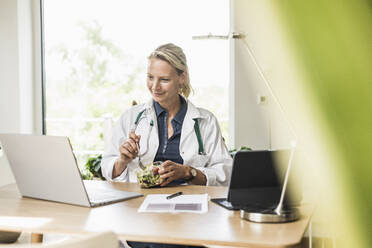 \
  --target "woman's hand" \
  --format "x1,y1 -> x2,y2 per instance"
113,131 -> 140,178
119,131 -> 141,163
159,160 -> 188,186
